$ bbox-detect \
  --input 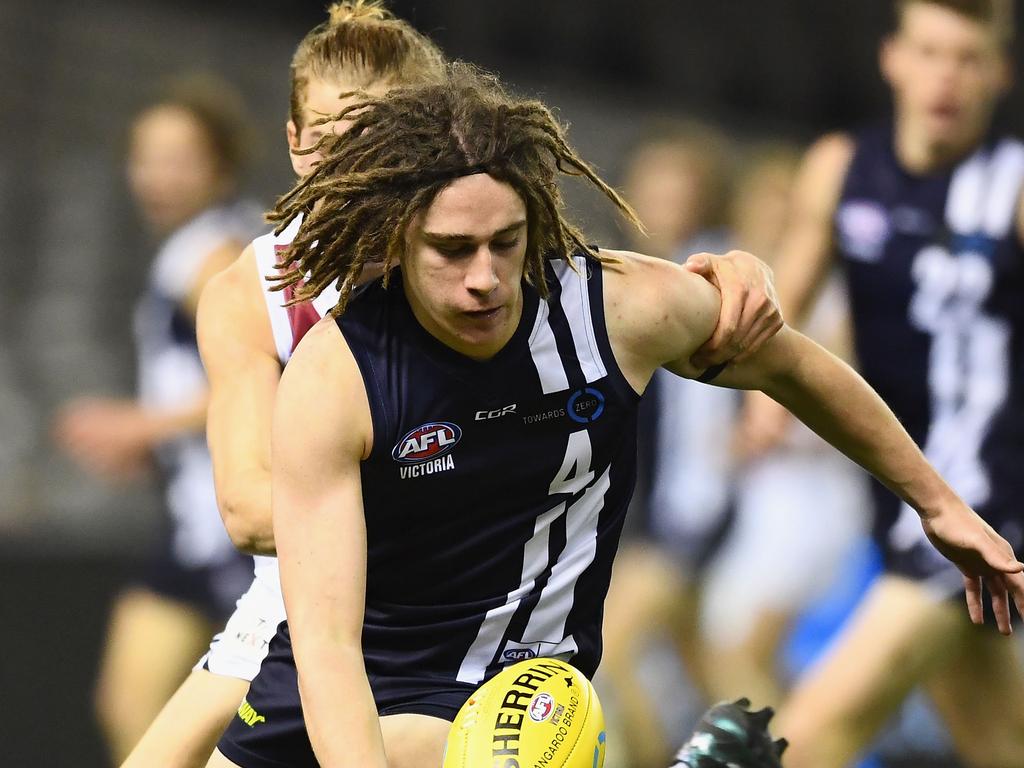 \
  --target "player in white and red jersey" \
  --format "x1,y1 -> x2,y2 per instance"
116,5 -> 442,766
